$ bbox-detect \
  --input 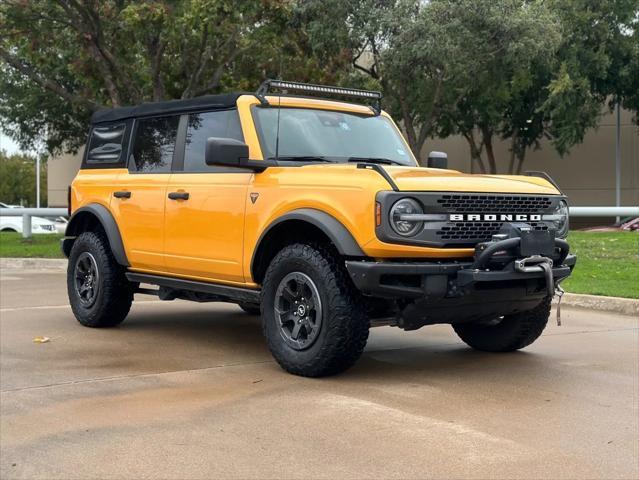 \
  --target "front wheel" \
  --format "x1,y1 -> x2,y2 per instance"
261,243 -> 369,377
67,231 -> 134,328
452,297 -> 551,352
